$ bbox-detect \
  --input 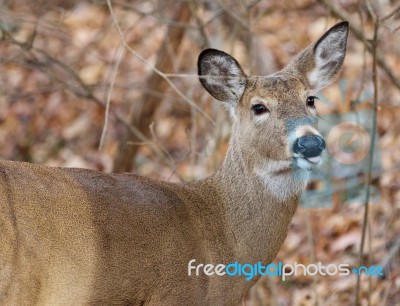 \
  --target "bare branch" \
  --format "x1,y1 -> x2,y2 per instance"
355,6 -> 380,305
99,42 -> 124,151
381,5 -> 400,22
111,1 -> 195,173
106,0 -> 215,124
